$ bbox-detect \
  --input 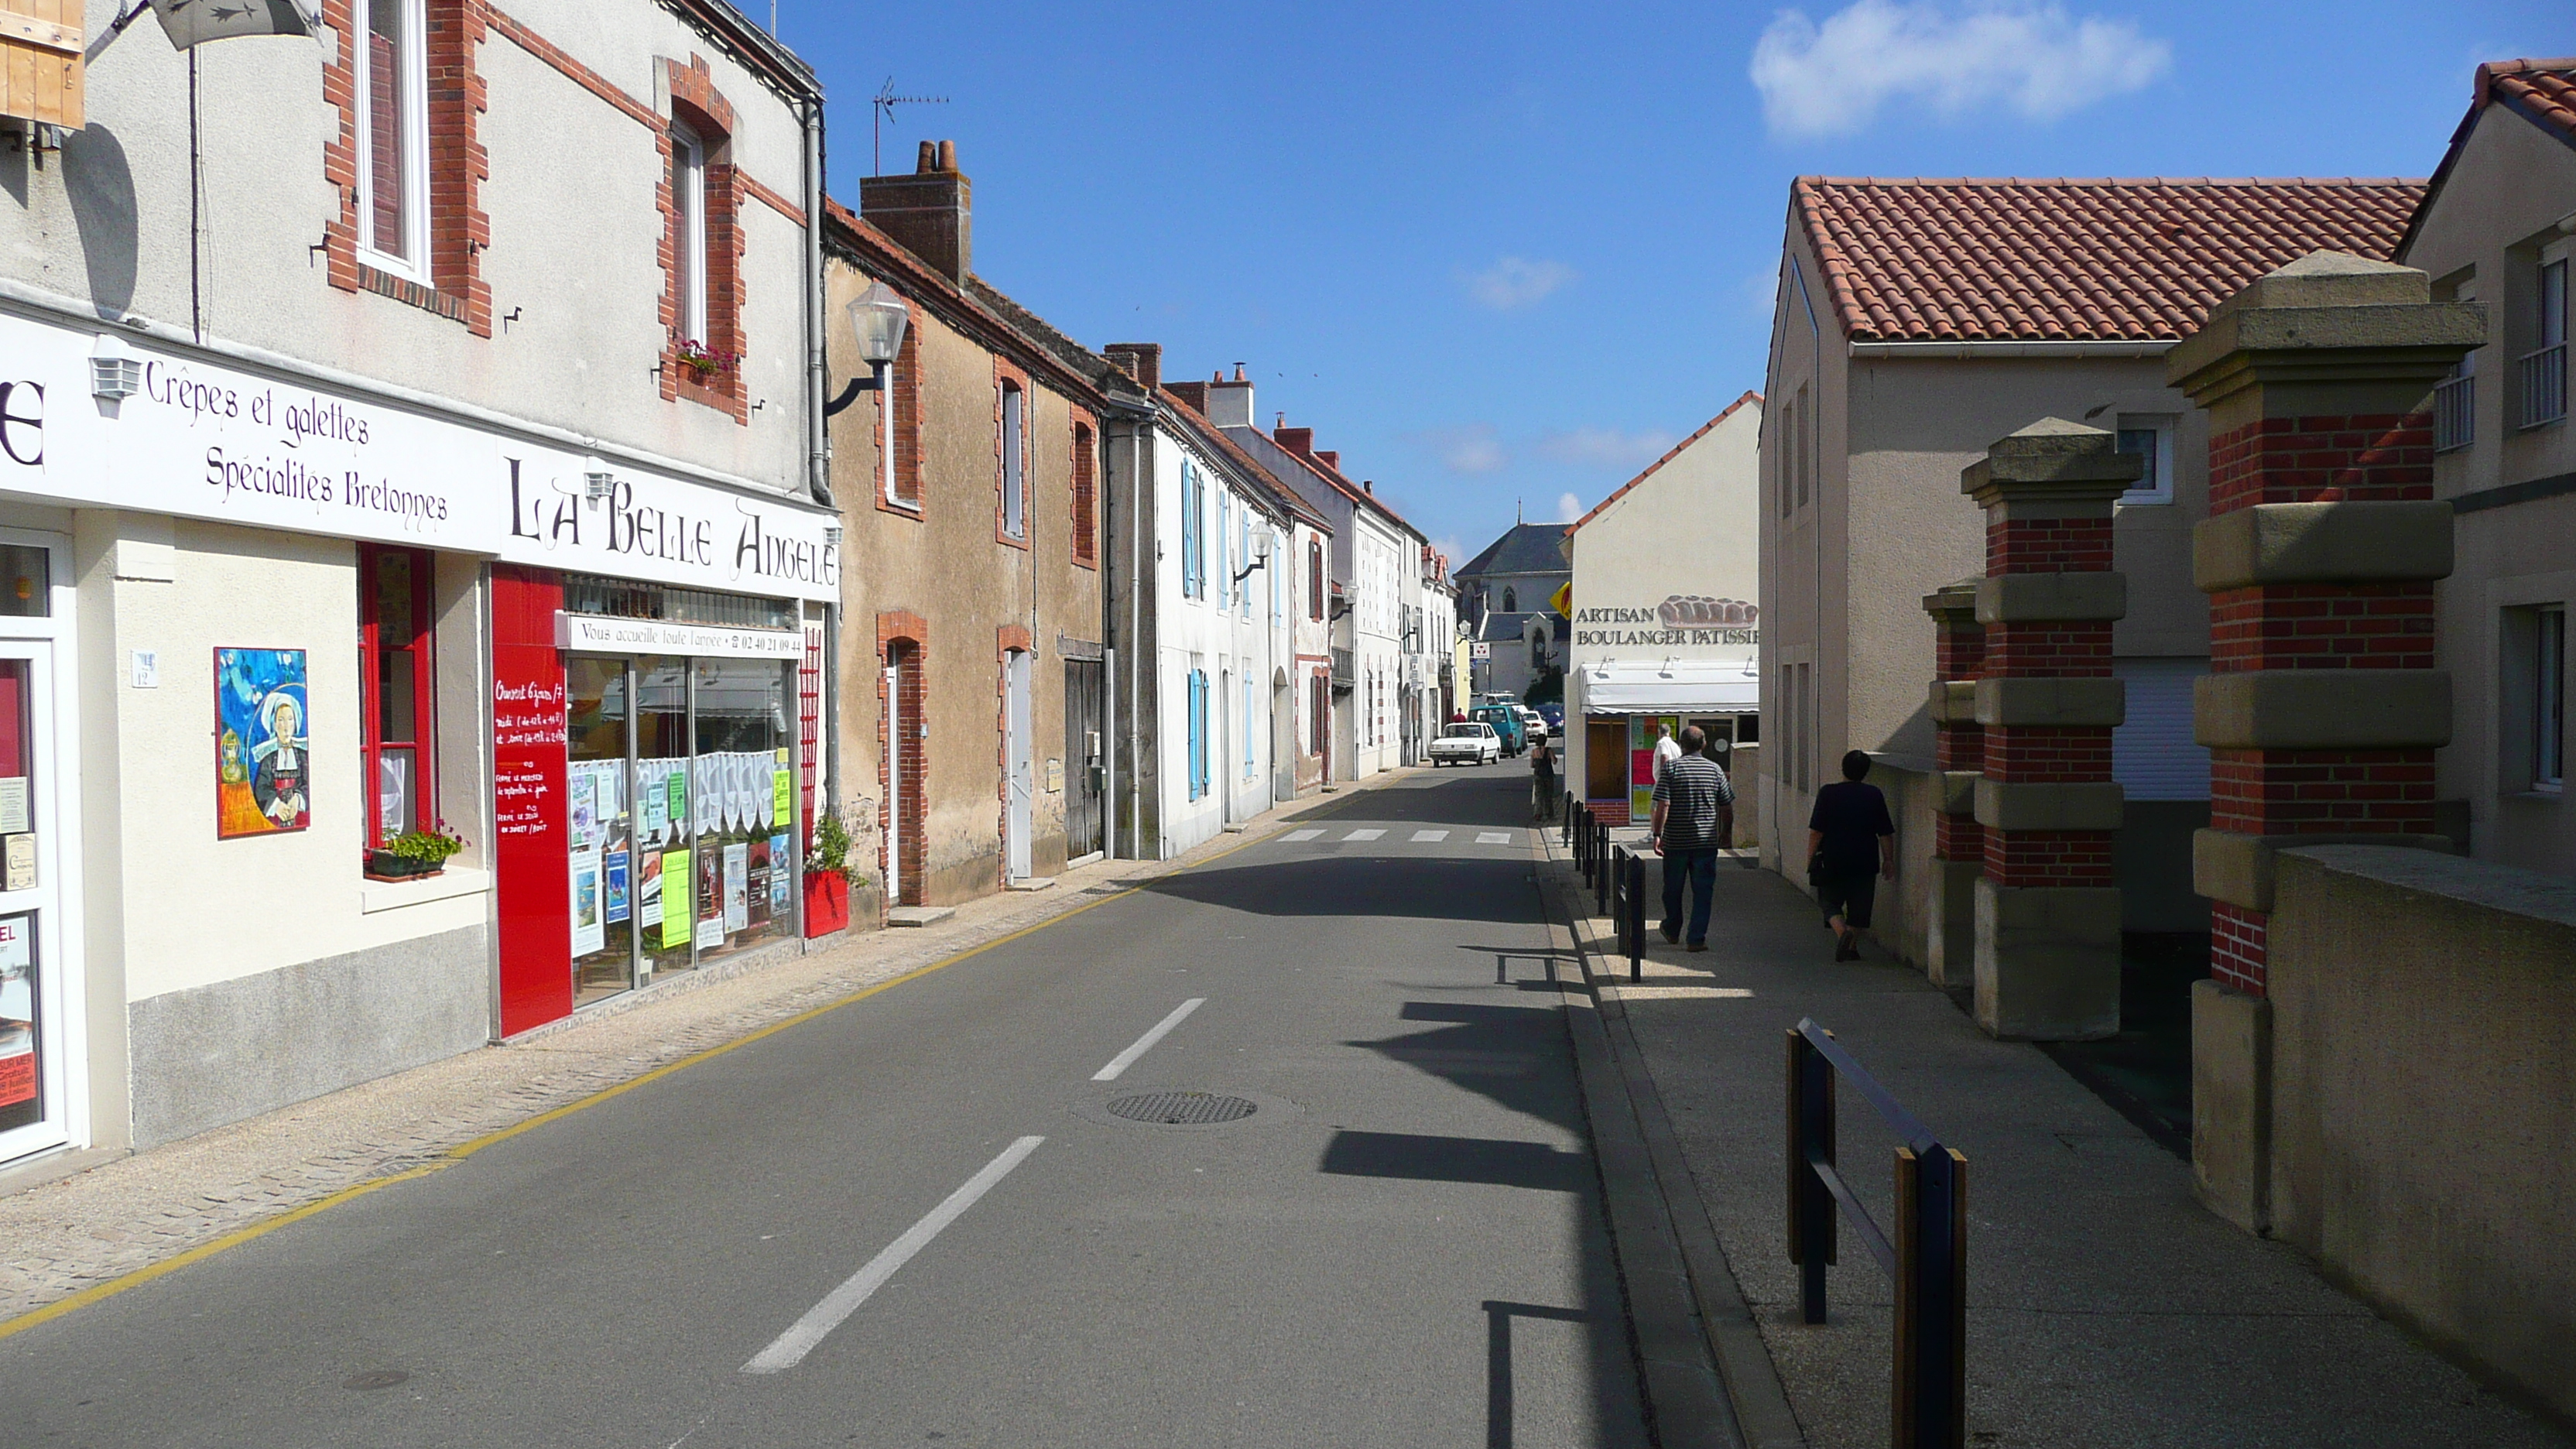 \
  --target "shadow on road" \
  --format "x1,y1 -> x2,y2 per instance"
1319,1130 -> 1588,1194
1146,855 -> 1531,920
